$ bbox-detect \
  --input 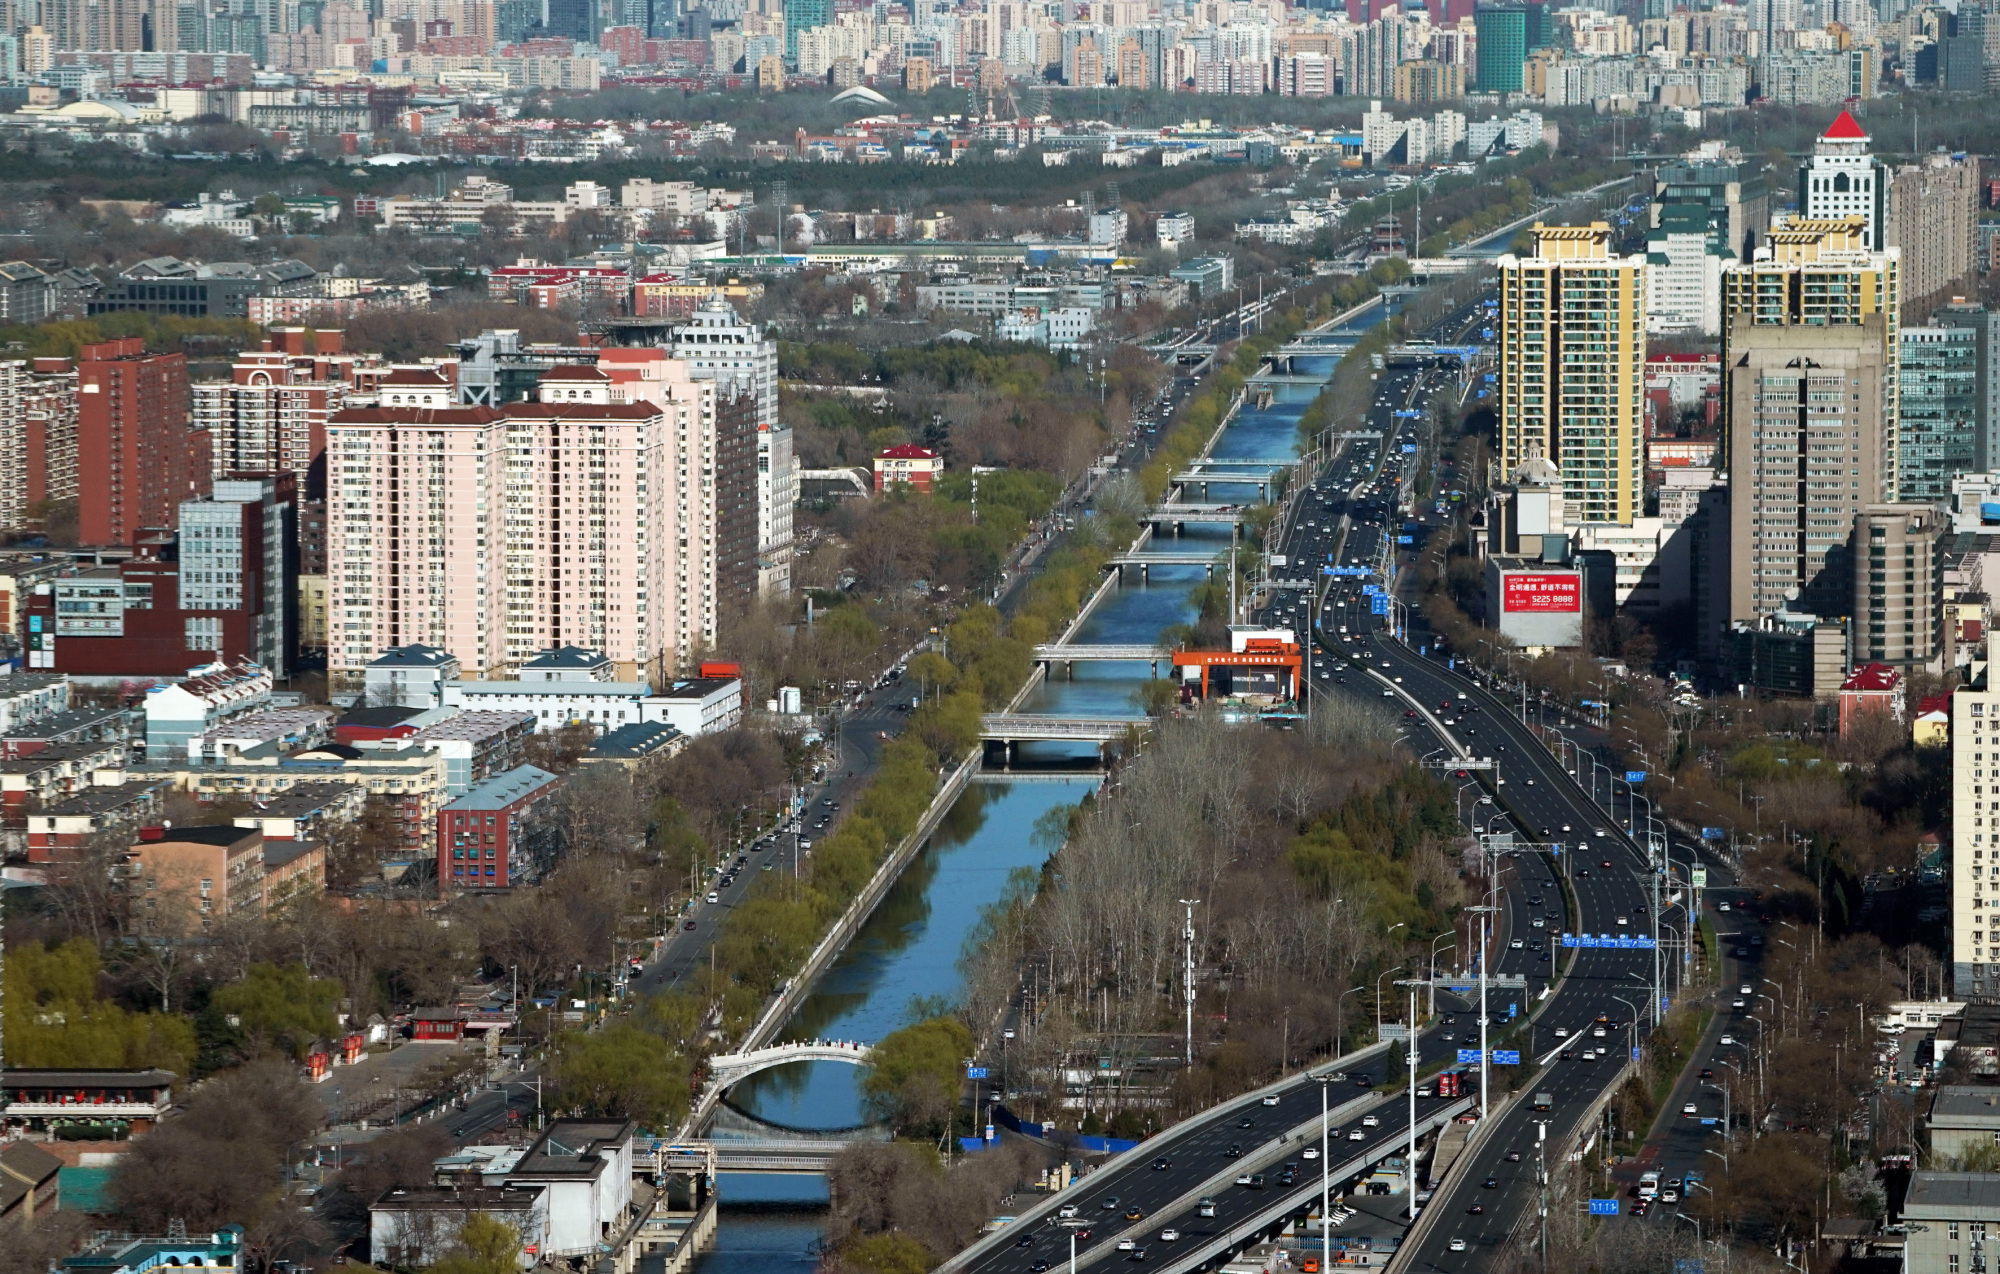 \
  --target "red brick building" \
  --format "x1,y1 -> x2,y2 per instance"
437,764 -> 559,892
77,339 -> 206,549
